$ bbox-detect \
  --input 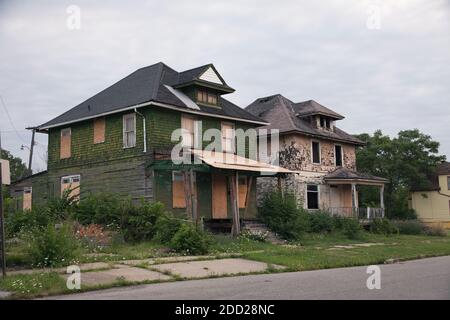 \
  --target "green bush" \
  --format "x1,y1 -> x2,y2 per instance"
121,201 -> 167,242
424,224 -> 447,237
370,218 -> 399,236
340,218 -> 363,239
72,193 -> 123,227
258,192 -> 309,240
169,223 -> 213,255
392,220 -> 424,235
6,206 -> 54,238
307,211 -> 334,233
26,223 -> 79,268
154,216 -> 184,244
